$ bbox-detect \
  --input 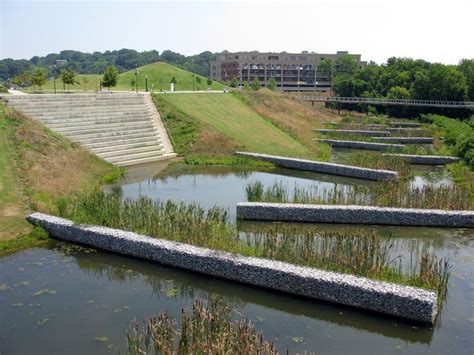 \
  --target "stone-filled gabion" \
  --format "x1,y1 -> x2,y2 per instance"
236,202 -> 474,228
383,154 -> 461,165
315,129 -> 391,137
235,152 -> 398,181
26,212 -> 438,323
315,138 -> 405,151
374,137 -> 434,144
